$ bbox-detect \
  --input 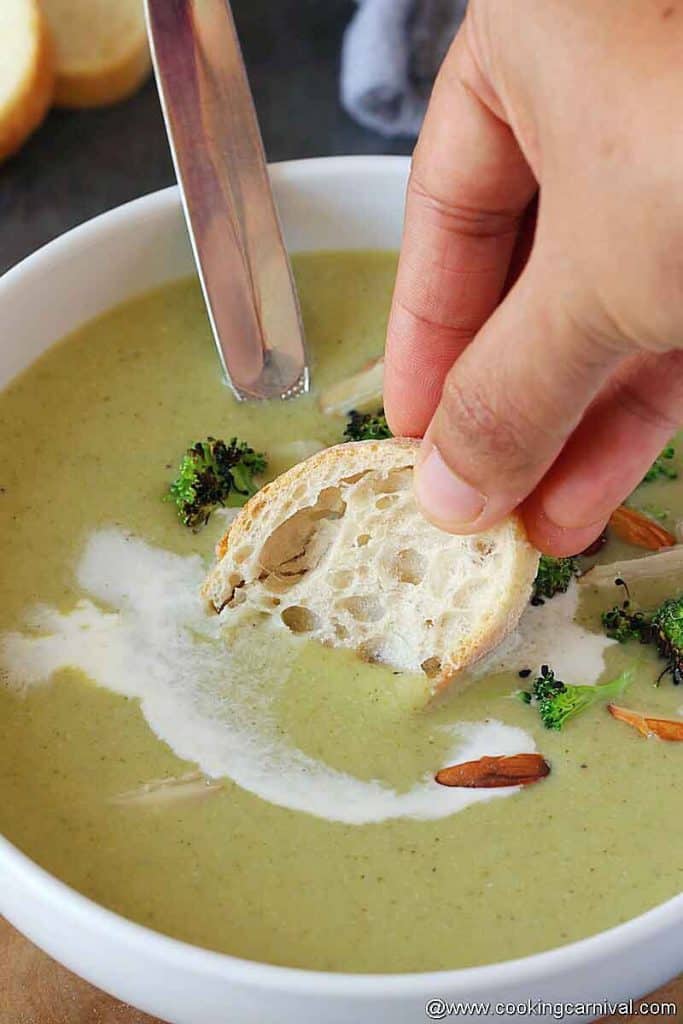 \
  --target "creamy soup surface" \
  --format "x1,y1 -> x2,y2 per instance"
1,252 -> 682,973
